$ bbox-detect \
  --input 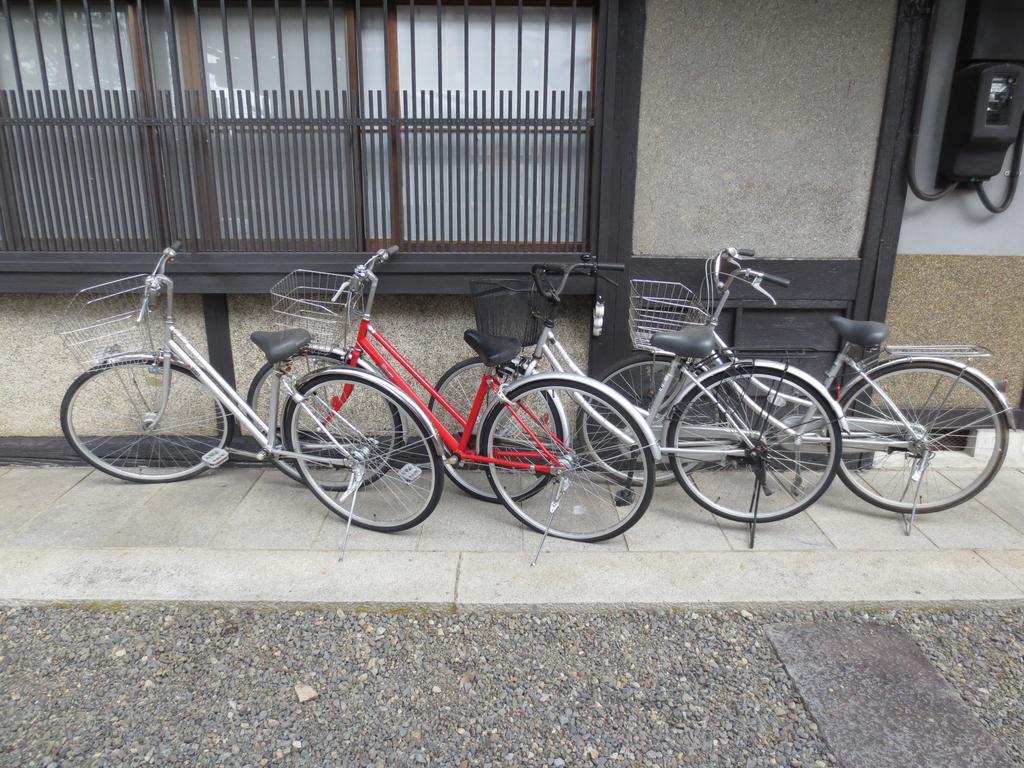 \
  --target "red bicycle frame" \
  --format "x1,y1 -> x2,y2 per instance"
338,317 -> 563,474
